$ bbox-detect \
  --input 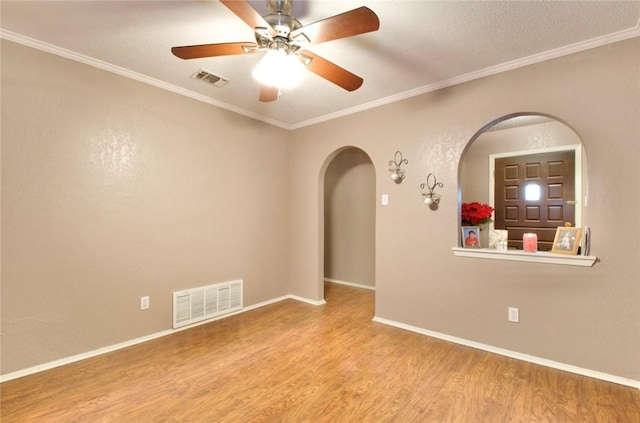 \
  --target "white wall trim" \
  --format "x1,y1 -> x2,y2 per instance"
0,29 -> 292,130
372,316 -> 640,390
452,247 -> 596,267
0,293 -> 320,383
290,28 -> 640,130
325,278 -> 375,291
0,329 -> 175,384
2,293 -> 637,390
288,295 -> 327,306
3,28 -> 639,132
